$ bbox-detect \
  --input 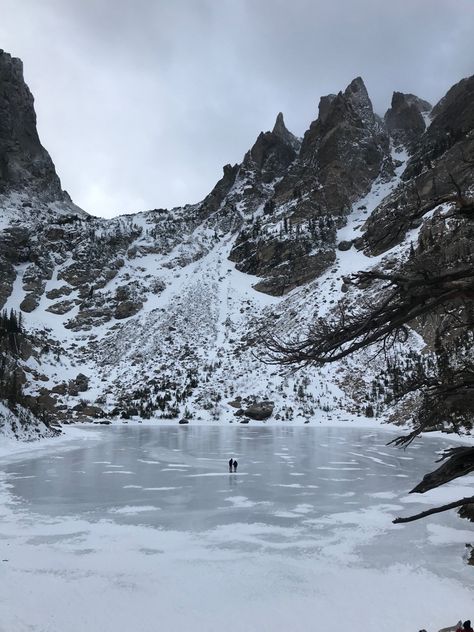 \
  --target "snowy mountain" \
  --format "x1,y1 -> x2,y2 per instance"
0,48 -> 473,438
